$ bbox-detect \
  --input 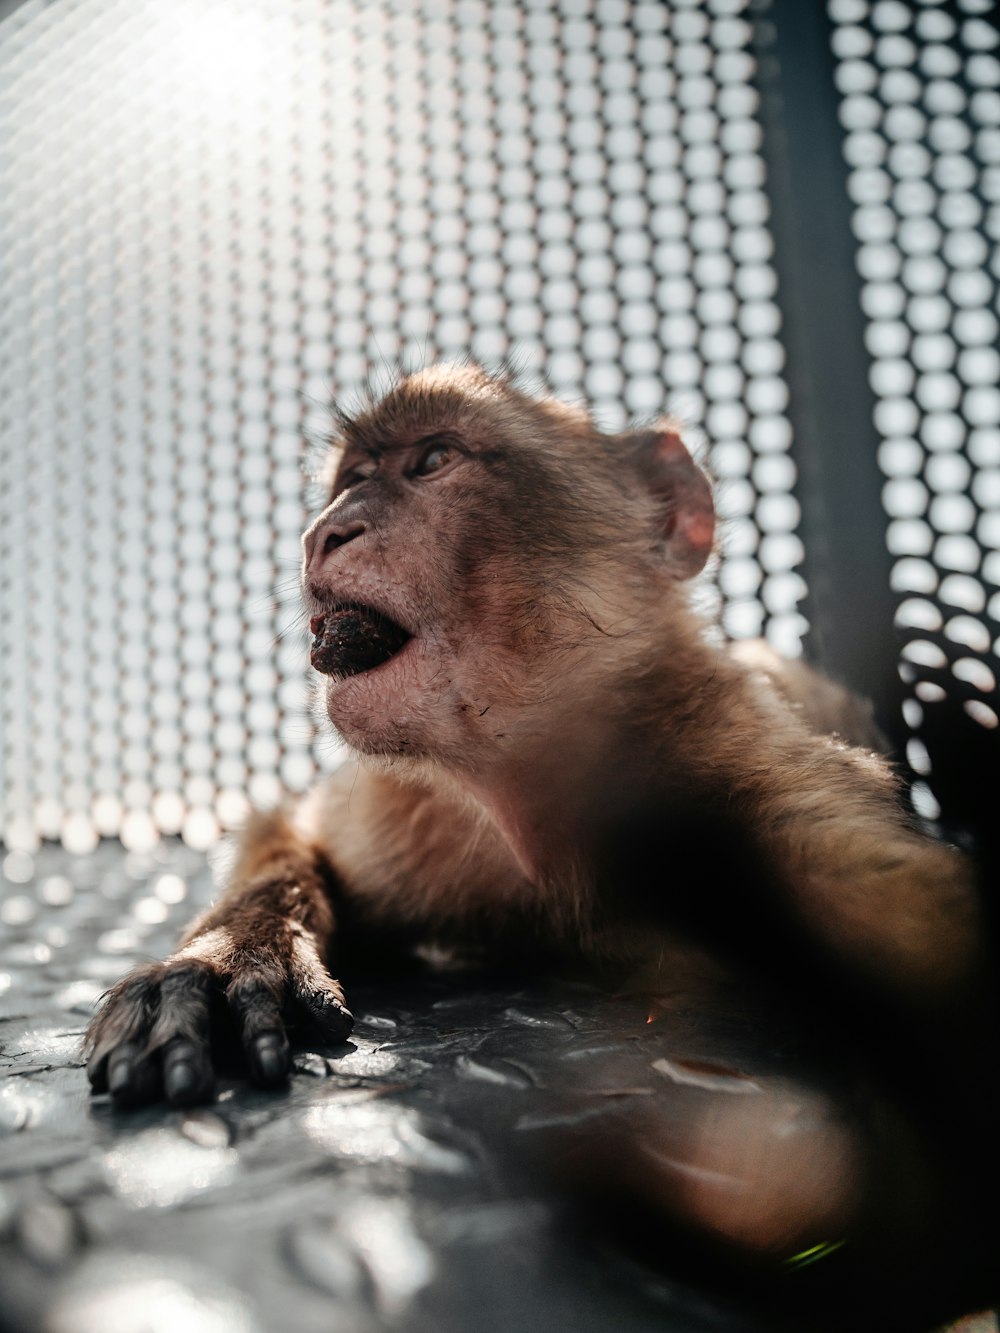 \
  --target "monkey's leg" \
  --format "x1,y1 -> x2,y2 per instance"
84,808 -> 352,1108
555,1076 -> 983,1330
